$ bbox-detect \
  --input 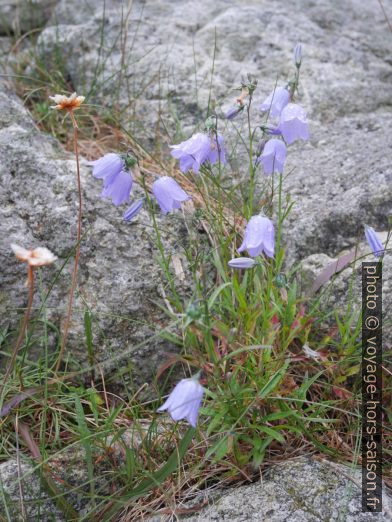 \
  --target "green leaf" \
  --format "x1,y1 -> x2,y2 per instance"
208,282 -> 232,310
101,427 -> 196,520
